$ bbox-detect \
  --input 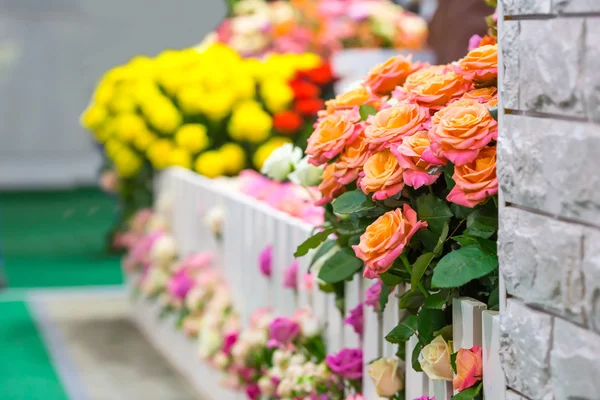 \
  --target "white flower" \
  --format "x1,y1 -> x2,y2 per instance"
149,235 -> 178,265
258,376 -> 275,396
198,328 -> 222,360
298,315 -> 320,338
231,341 -> 250,363
273,349 -> 292,368
288,156 -> 324,187
276,378 -> 293,397
290,353 -> 307,367
141,267 -> 169,295
261,143 -> 303,181
213,352 -> 229,370
204,205 -> 225,236
316,362 -> 331,380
